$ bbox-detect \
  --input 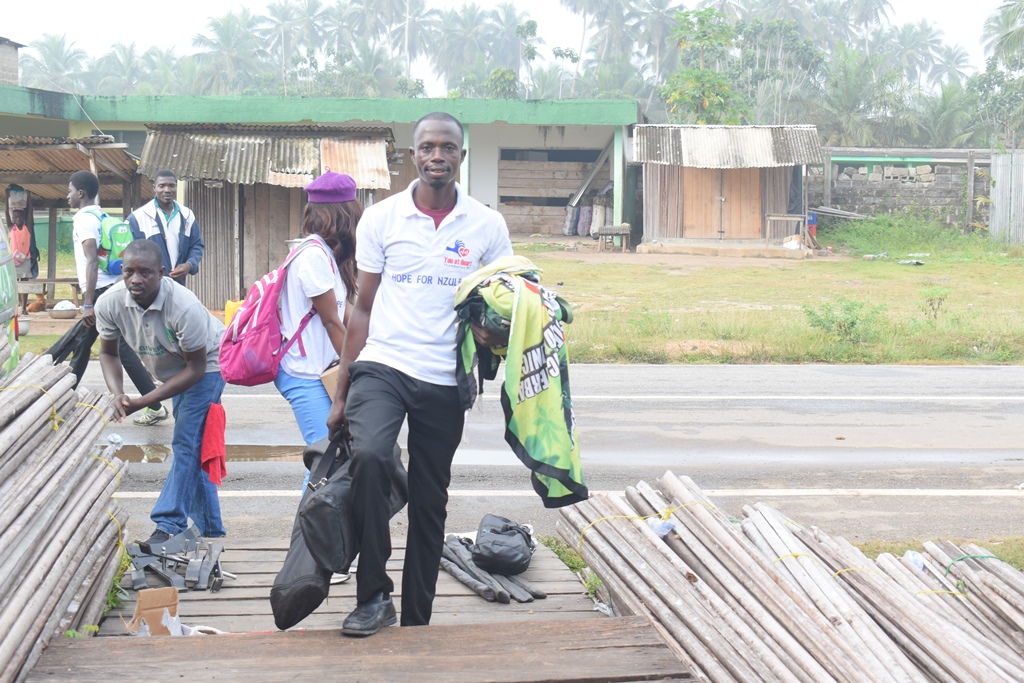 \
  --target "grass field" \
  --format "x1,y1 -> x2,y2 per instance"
19,215 -> 1024,366
520,215 -> 1024,365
